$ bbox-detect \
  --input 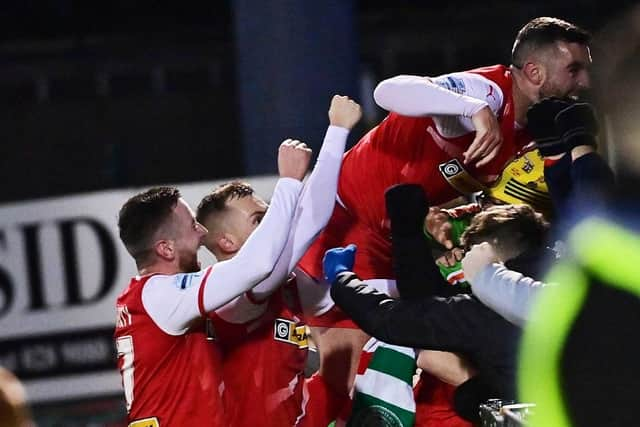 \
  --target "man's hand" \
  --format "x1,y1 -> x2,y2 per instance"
322,244 -> 357,284
328,95 -> 362,130
461,242 -> 500,283
278,139 -> 312,181
555,102 -> 599,150
436,247 -> 465,267
526,97 -> 572,157
425,207 -> 454,249
464,106 -> 503,167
